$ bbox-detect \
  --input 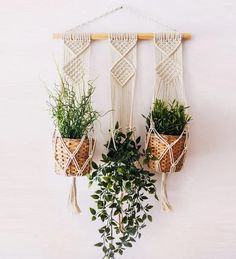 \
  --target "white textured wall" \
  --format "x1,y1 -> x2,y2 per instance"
0,0 -> 236,258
